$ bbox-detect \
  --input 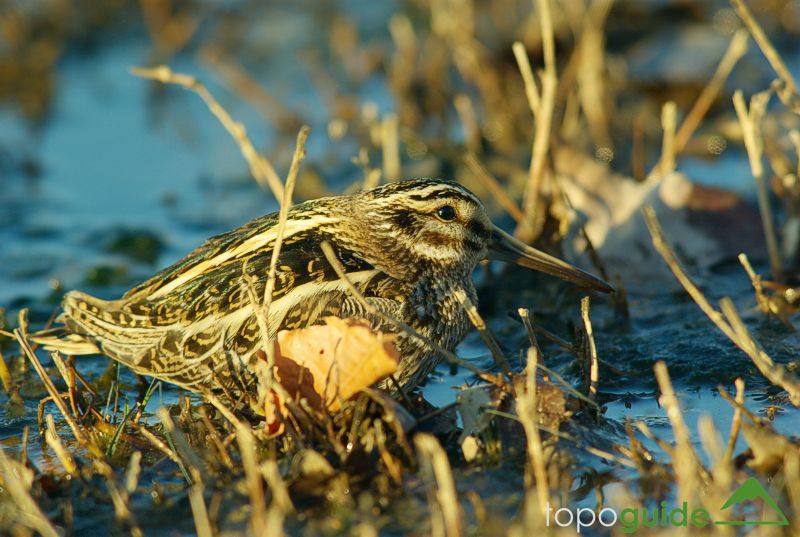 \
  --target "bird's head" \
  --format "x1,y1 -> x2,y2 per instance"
354,178 -> 613,293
